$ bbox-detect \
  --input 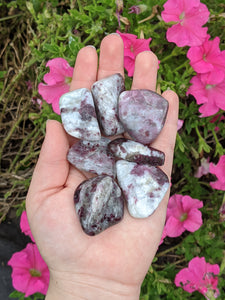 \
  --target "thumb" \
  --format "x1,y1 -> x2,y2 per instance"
28,120 -> 69,197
